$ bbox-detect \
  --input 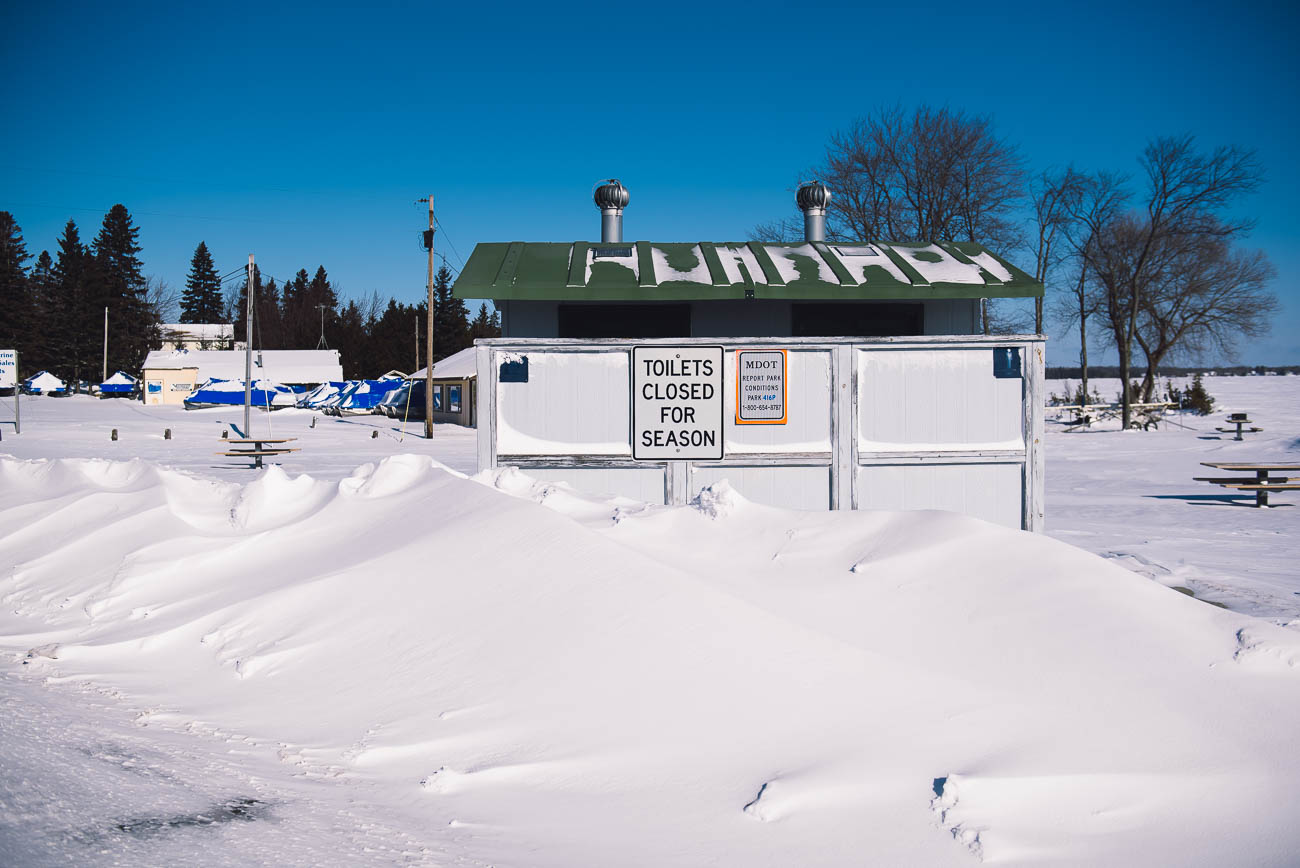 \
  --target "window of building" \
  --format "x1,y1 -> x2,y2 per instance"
791,303 -> 923,337
449,384 -> 461,413
558,304 -> 691,338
